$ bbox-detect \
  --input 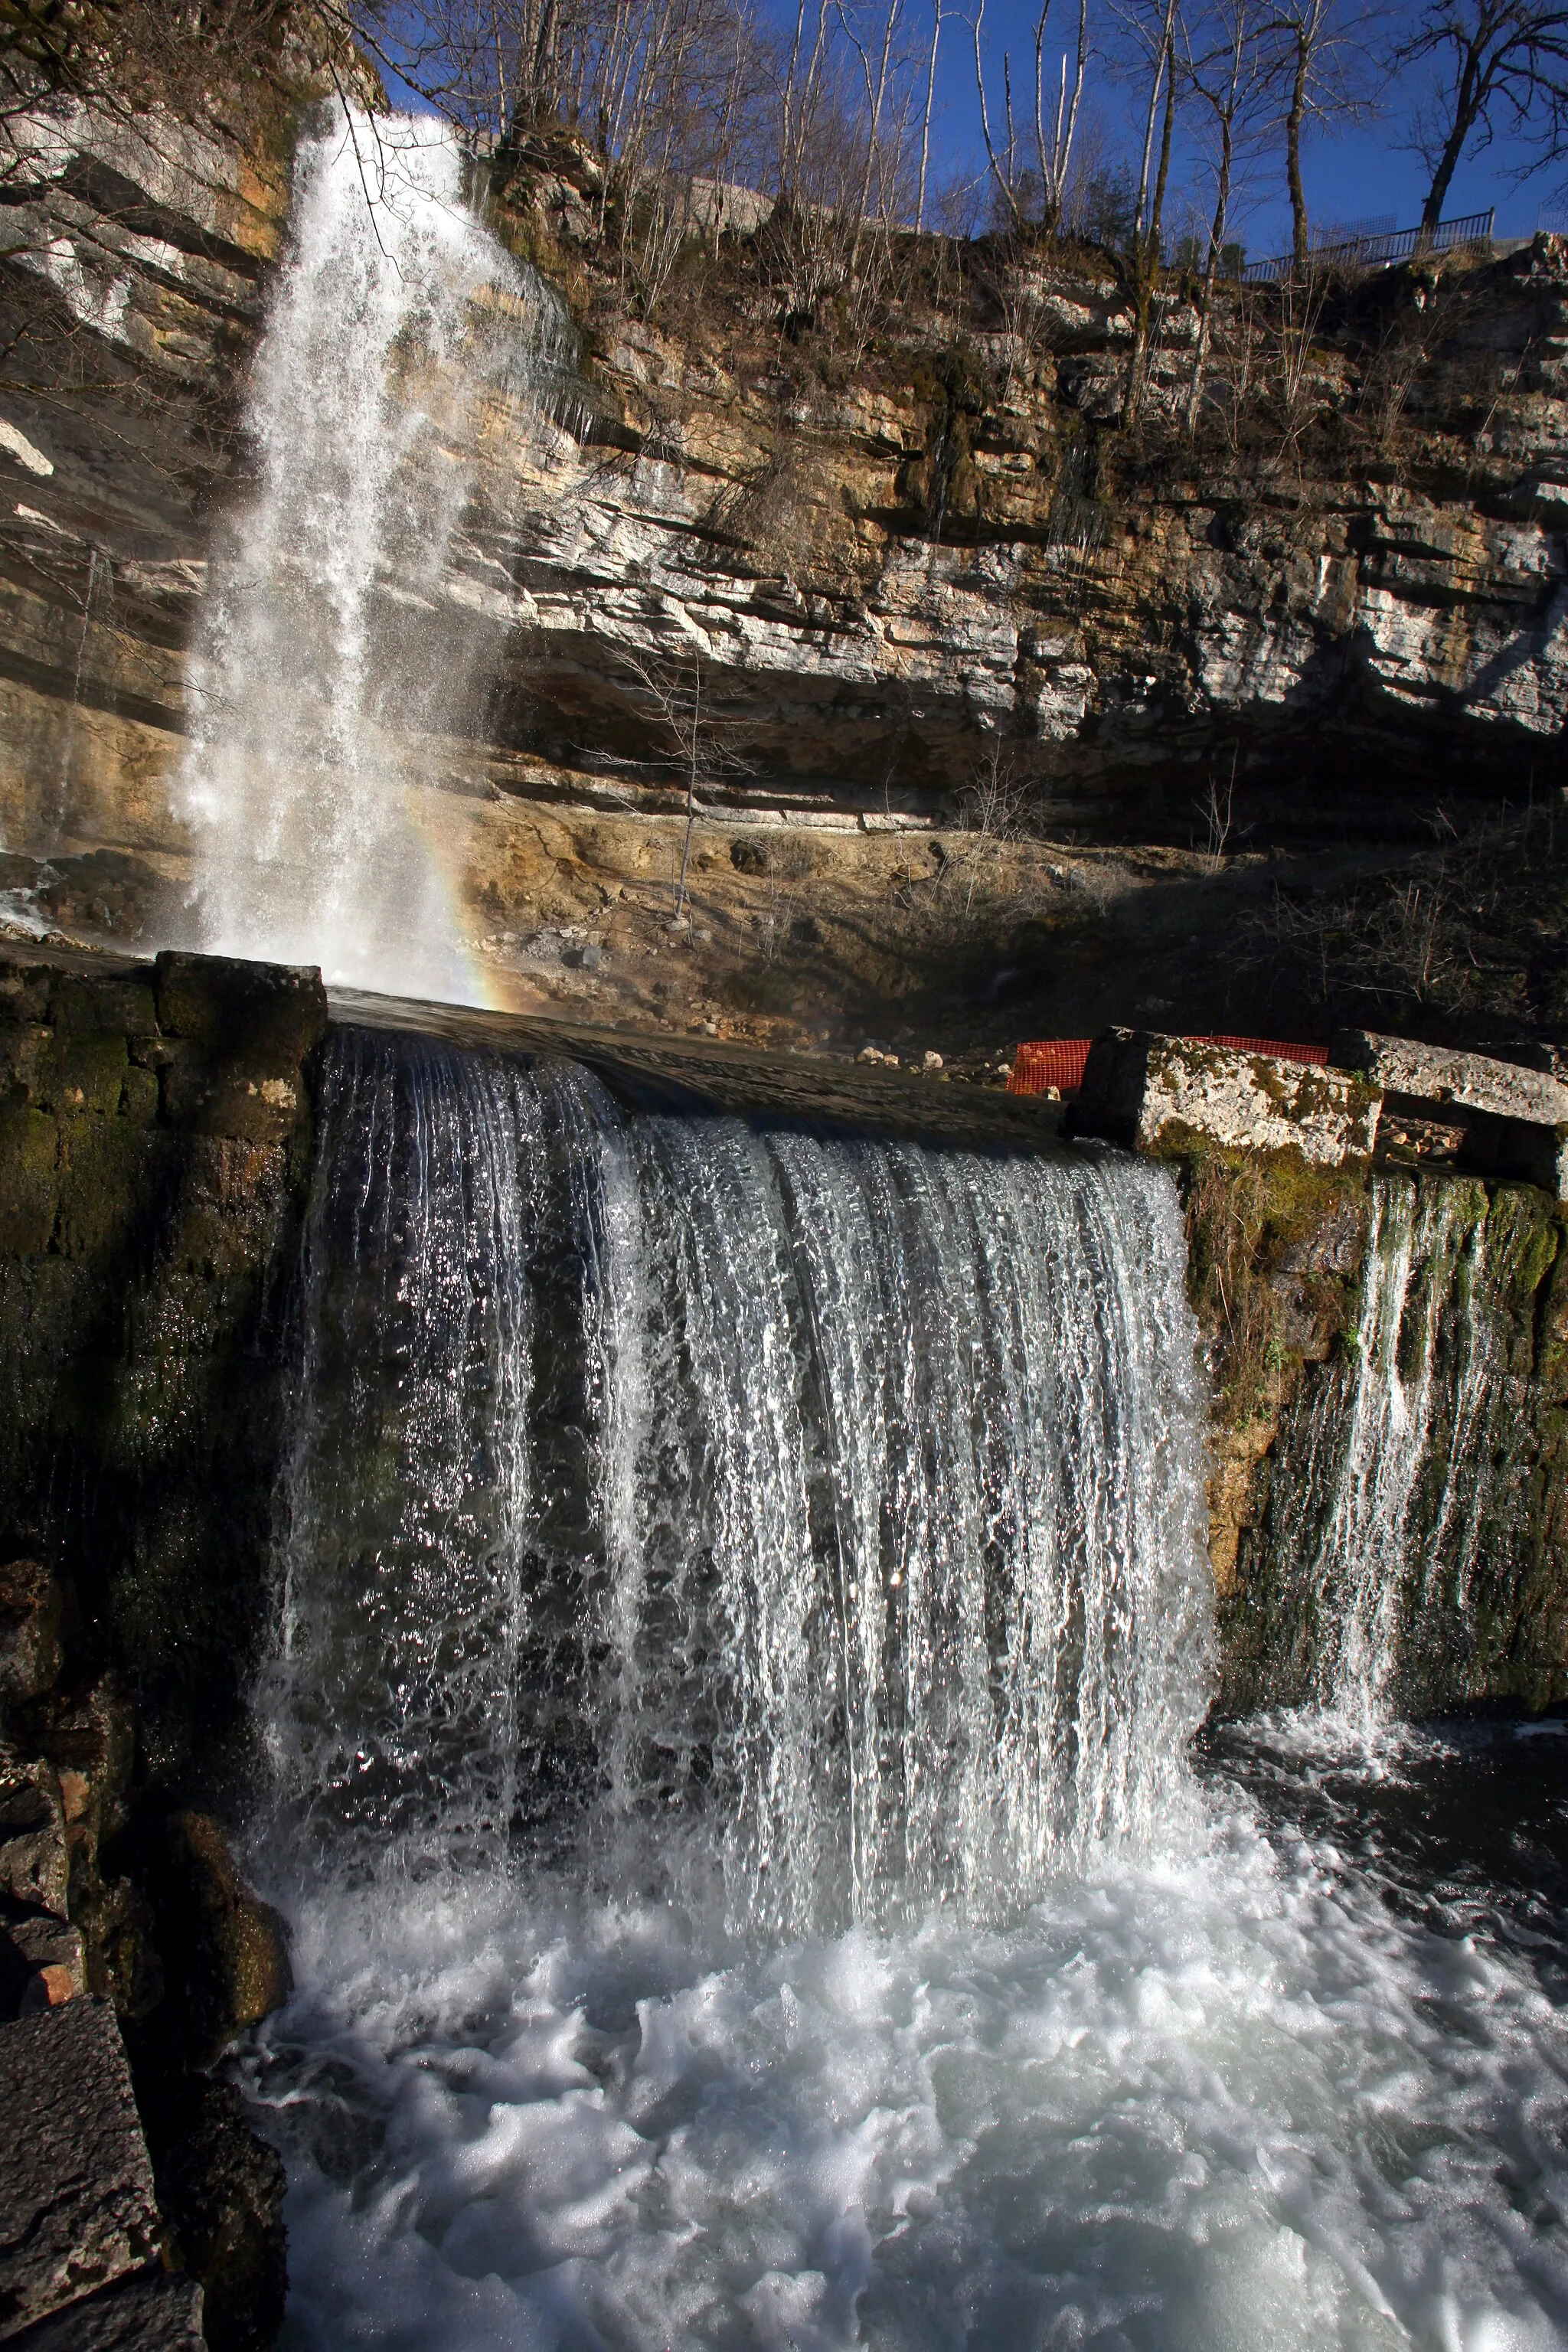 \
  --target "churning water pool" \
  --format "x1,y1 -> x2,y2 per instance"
243,1718 -> 1568,2352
